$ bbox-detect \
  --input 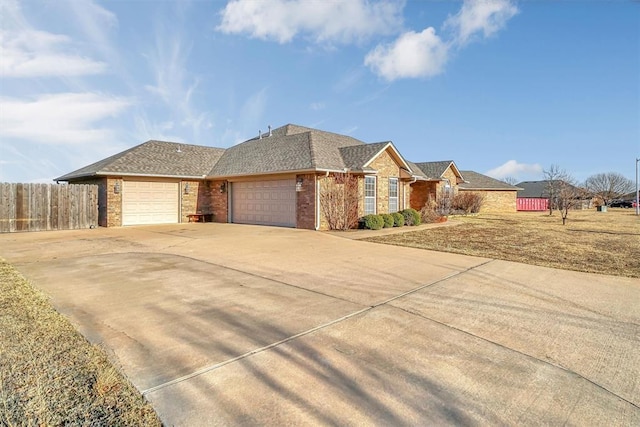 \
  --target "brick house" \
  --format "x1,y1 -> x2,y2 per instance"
56,124 -> 423,230
407,160 -> 465,210
458,170 -> 521,212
